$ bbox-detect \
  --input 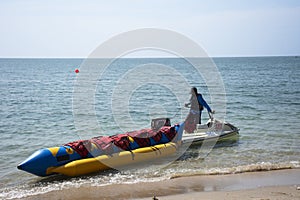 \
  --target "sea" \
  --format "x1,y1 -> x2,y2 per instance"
0,57 -> 299,199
